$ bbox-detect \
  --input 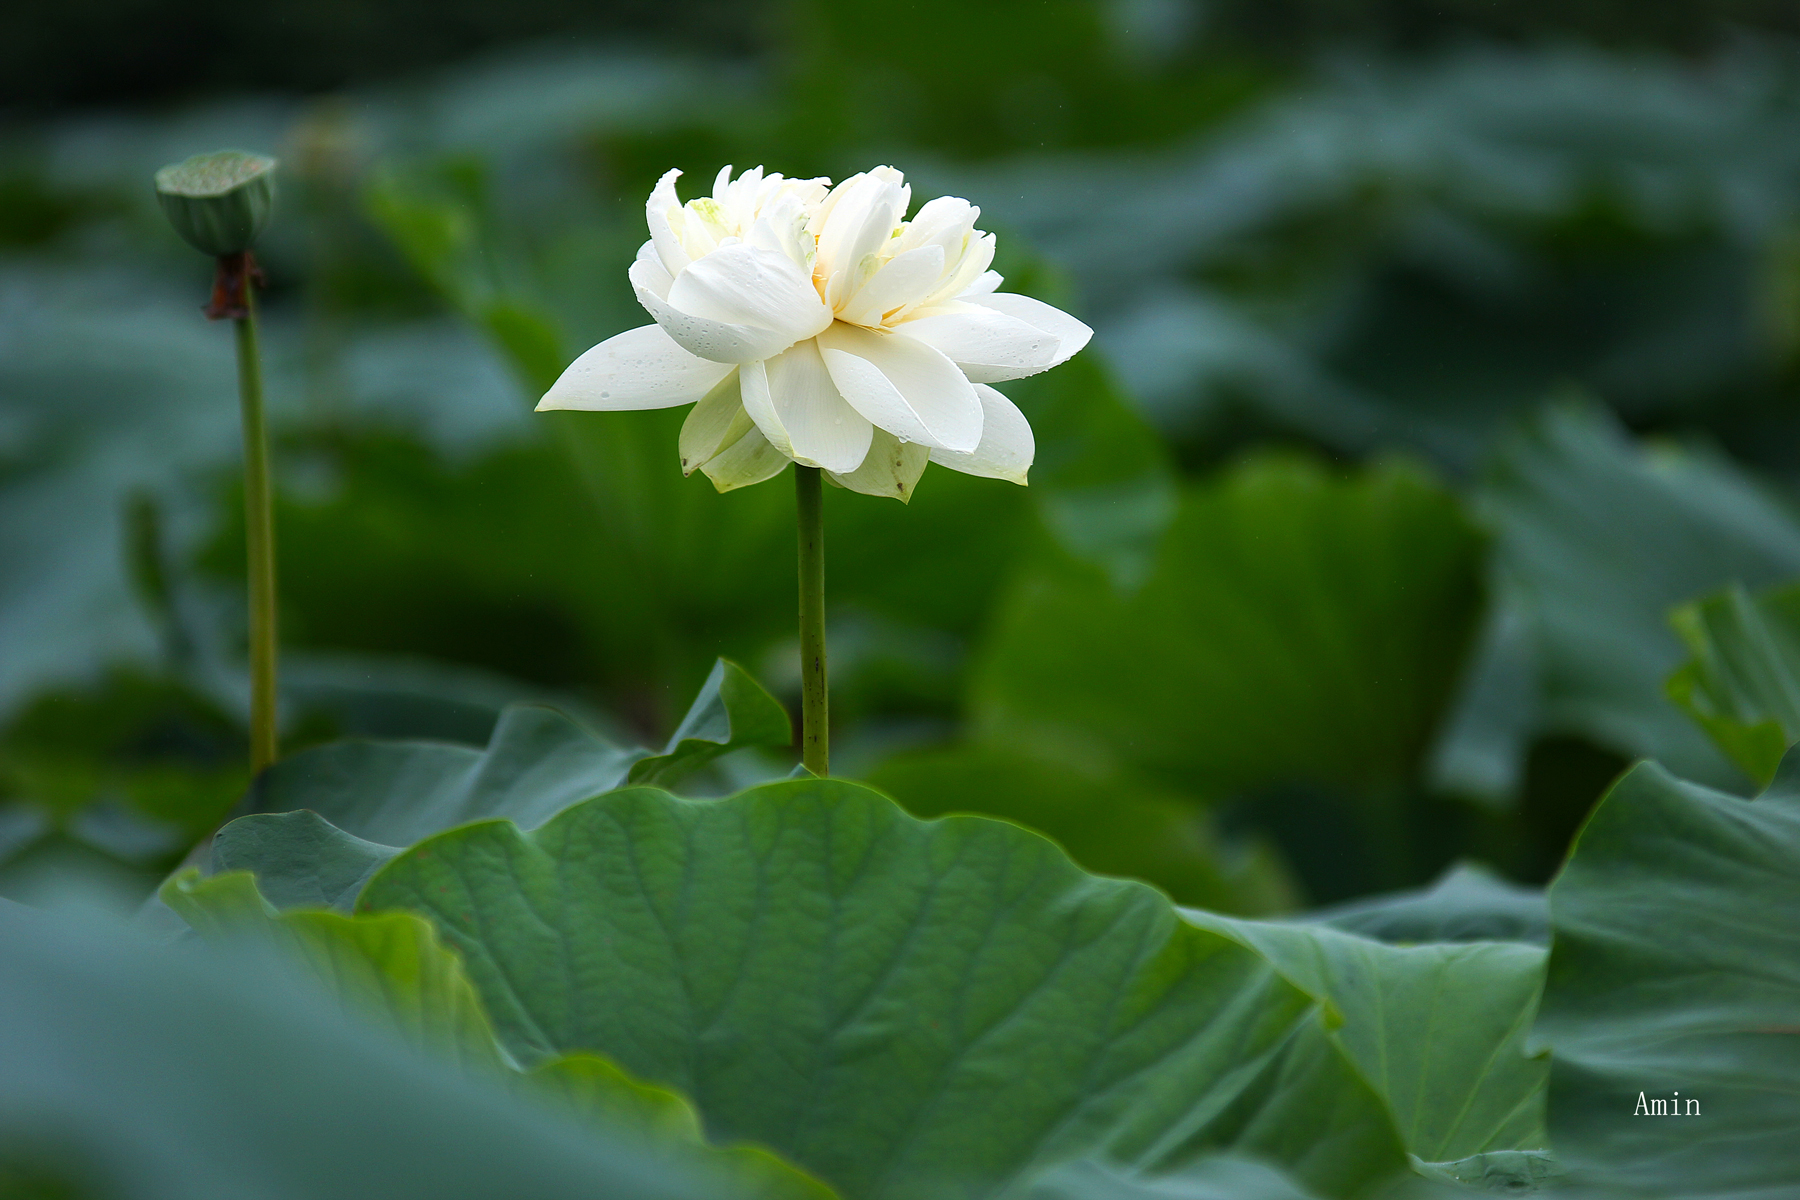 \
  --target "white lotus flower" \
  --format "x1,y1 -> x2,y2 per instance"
537,165 -> 1092,500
